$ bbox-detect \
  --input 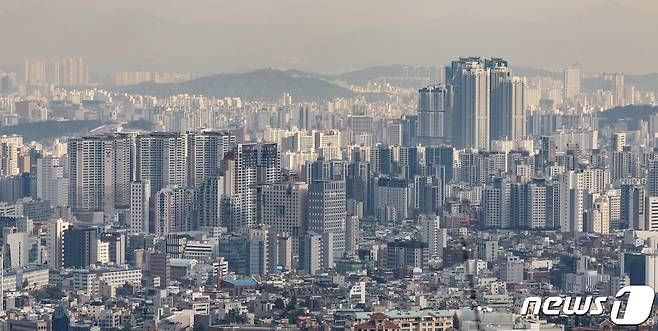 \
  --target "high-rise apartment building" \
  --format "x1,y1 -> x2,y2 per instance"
68,134 -> 132,213
483,177 -> 512,228
186,131 -> 235,187
153,185 -> 195,236
136,132 -> 188,193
